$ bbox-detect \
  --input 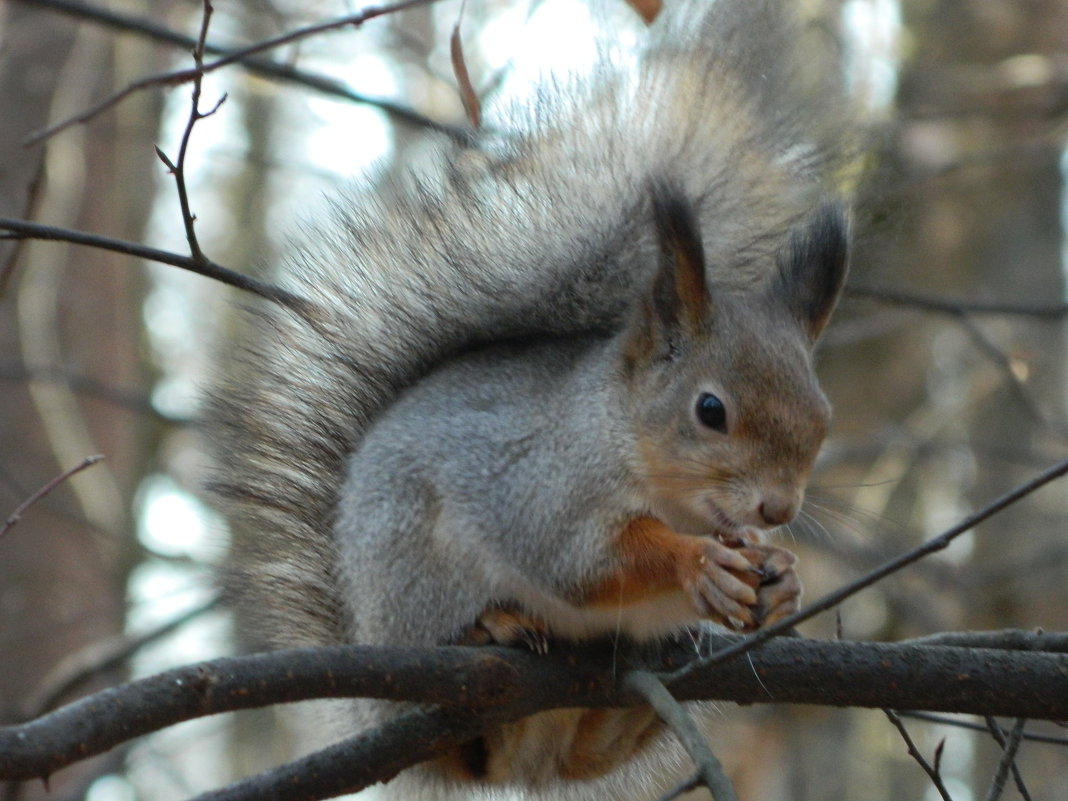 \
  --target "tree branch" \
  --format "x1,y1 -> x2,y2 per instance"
21,595 -> 221,718
626,670 -> 738,801
900,712 -> 1068,747
847,283 -> 1068,319
0,363 -> 180,423
667,456 -> 1068,681
0,217 -> 306,310
188,705 -> 485,801
22,0 -> 447,146
984,717 -> 1033,801
11,0 -> 463,138
3,633 -> 1068,794
0,455 -> 104,538
884,709 -> 954,801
